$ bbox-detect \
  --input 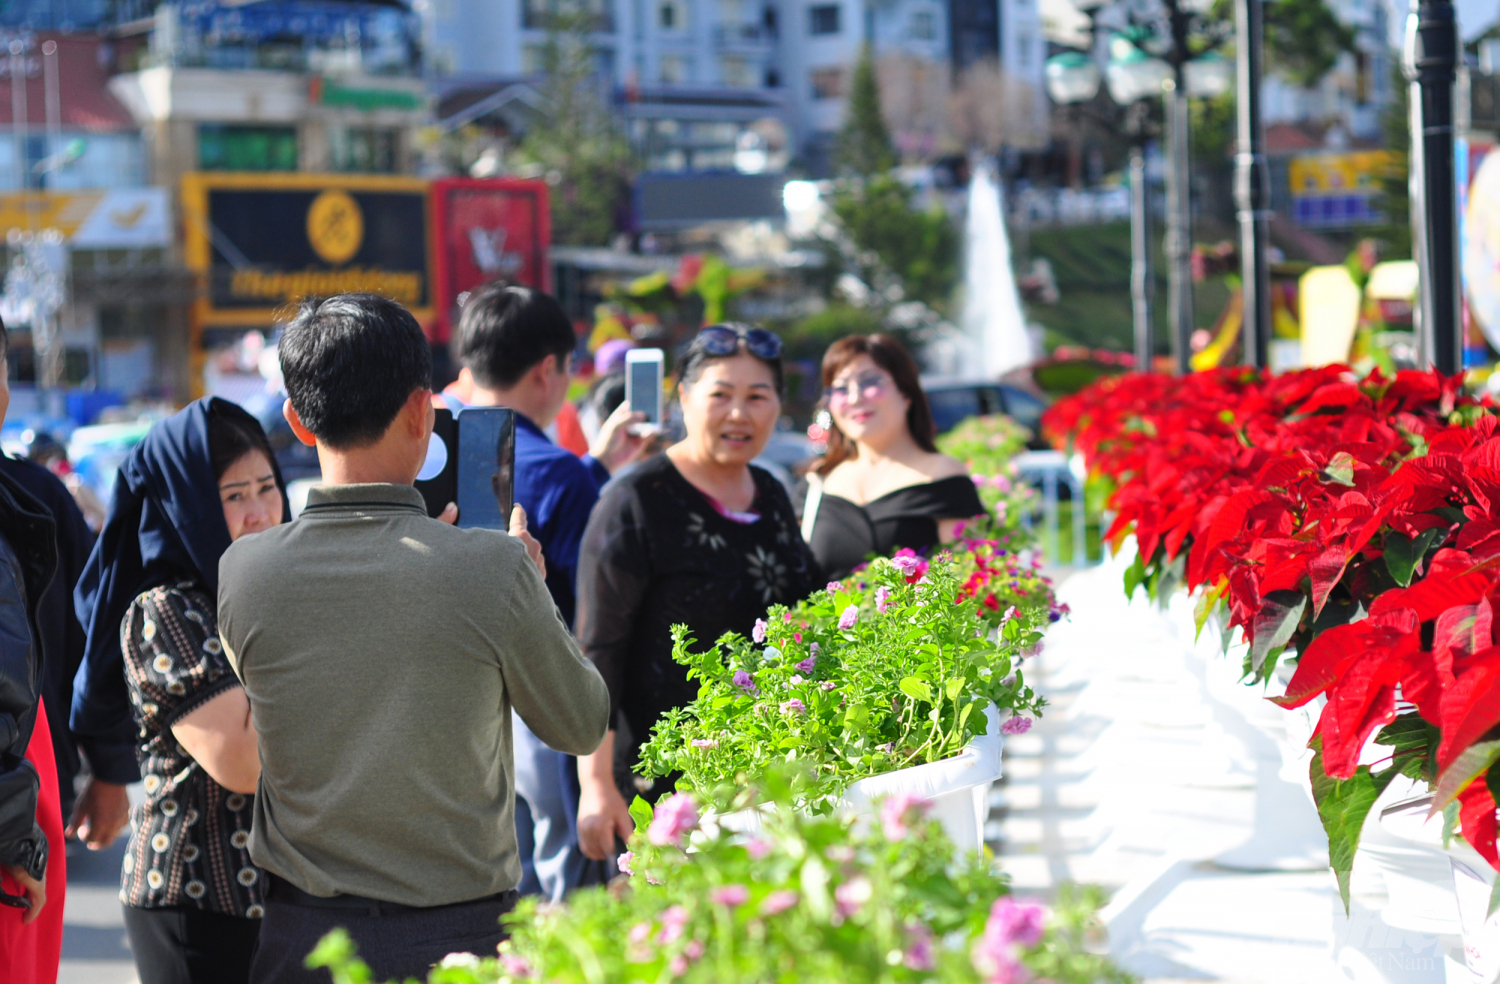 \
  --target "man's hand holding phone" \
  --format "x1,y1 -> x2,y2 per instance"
508,504 -> 546,579
591,403 -> 649,474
